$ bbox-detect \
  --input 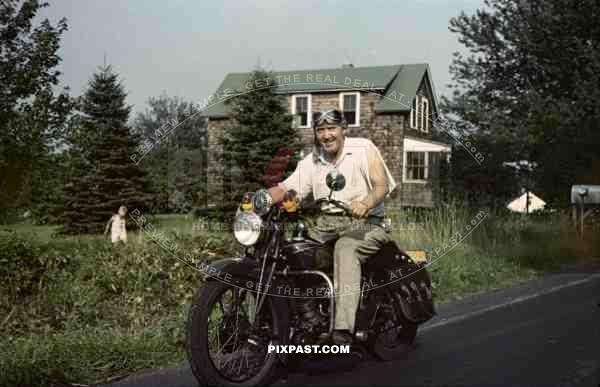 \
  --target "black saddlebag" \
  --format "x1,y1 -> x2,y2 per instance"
366,243 -> 436,324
